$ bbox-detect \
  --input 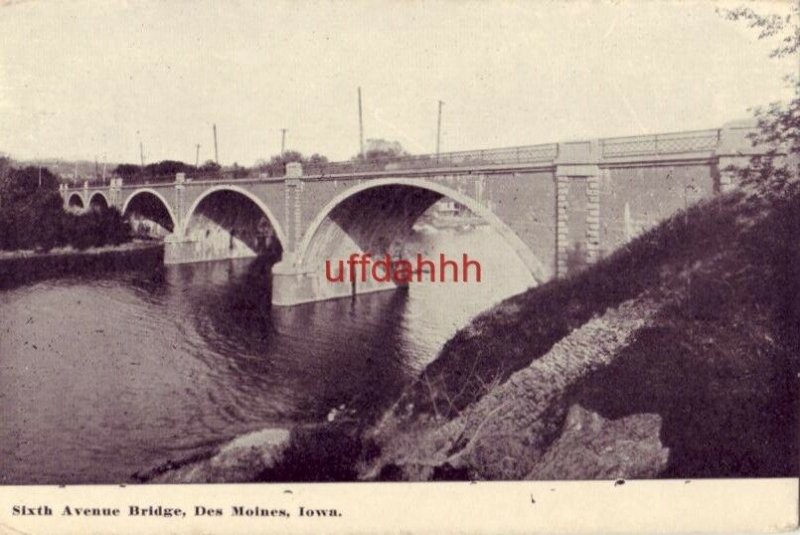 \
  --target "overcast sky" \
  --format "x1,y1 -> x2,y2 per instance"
0,0 -> 794,165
